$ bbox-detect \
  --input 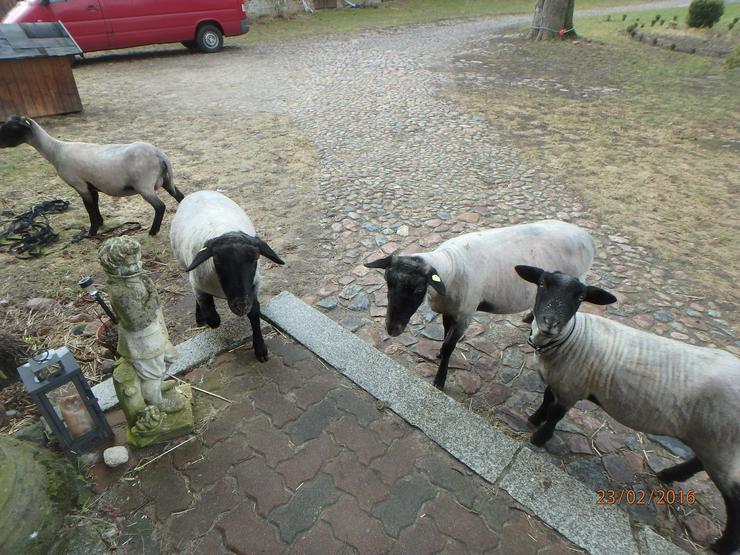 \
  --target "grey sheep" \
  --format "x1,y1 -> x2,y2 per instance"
516,265 -> 740,554
365,220 -> 595,389
170,191 -> 284,362
0,116 -> 183,236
